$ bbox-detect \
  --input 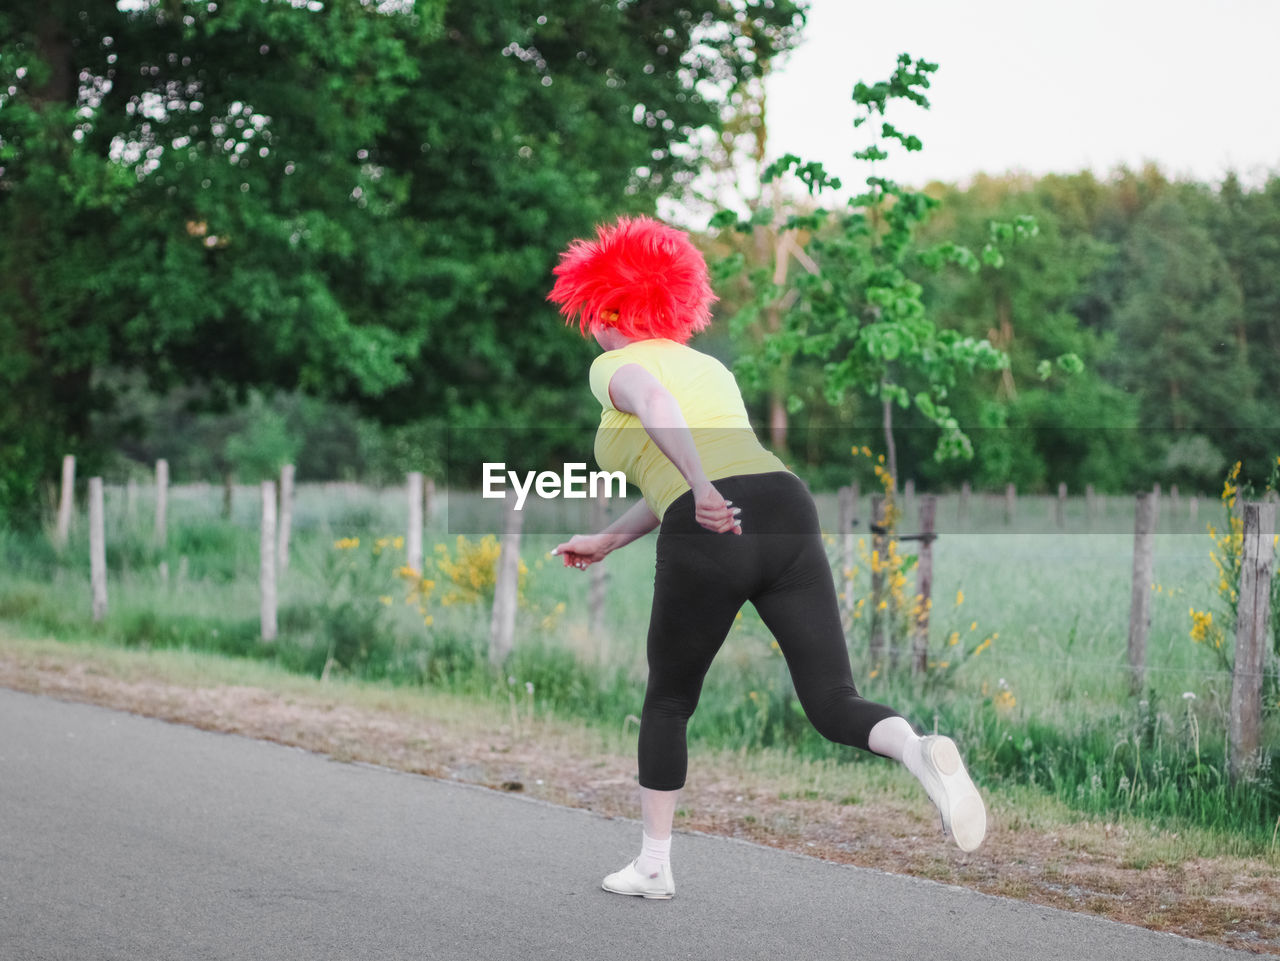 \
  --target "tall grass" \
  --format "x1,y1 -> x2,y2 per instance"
2,482 -> 1277,849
